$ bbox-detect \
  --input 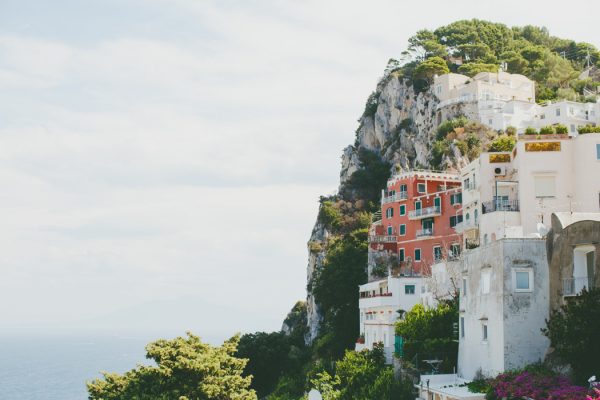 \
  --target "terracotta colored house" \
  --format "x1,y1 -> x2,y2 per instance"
370,171 -> 463,273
